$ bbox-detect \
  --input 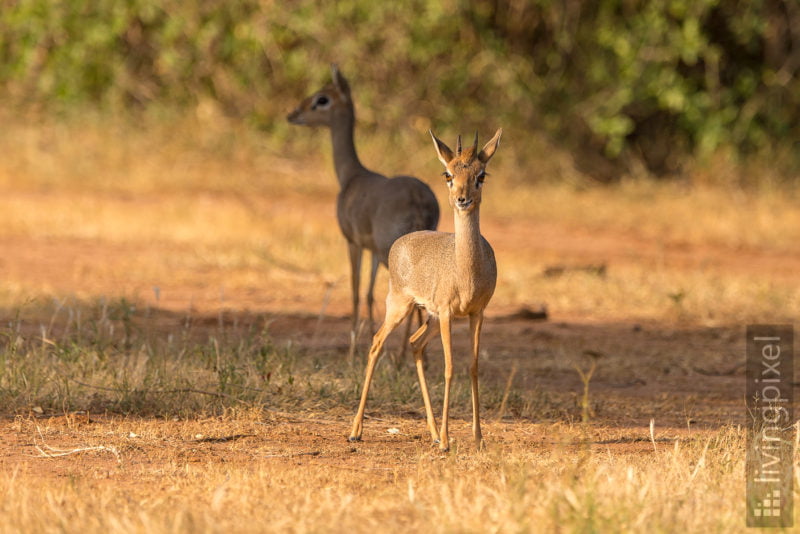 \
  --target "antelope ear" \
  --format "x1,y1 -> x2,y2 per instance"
478,128 -> 503,163
330,63 -> 351,99
429,130 -> 454,166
